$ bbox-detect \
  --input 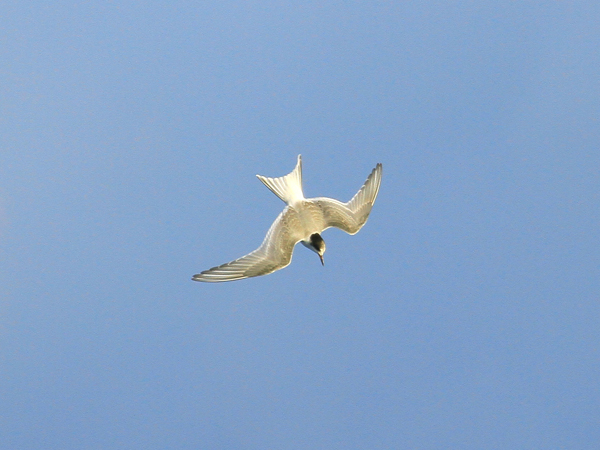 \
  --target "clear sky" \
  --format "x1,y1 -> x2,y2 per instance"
1,2 -> 599,449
